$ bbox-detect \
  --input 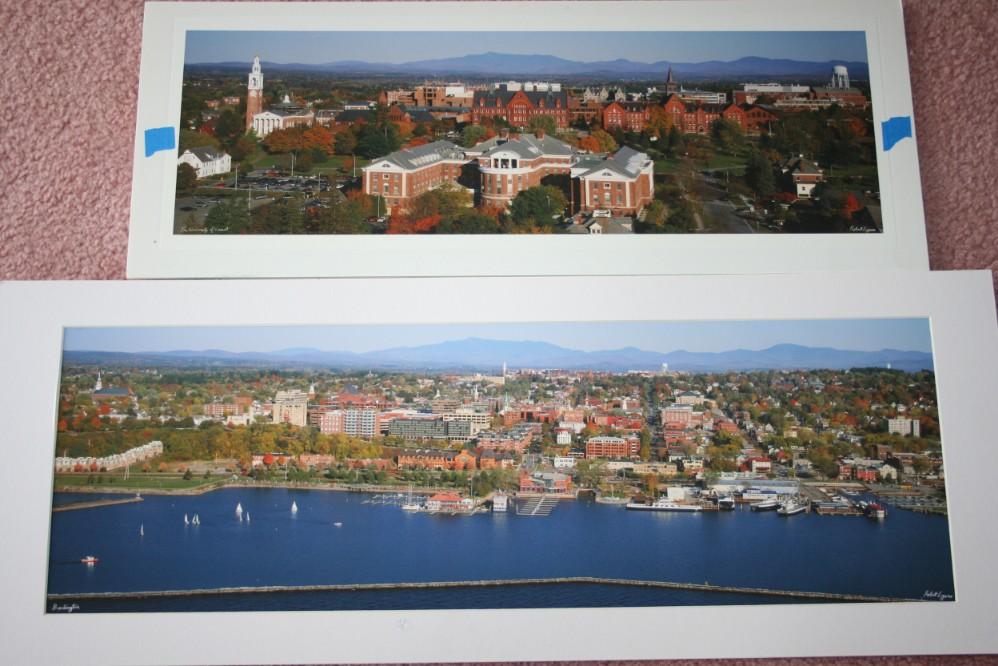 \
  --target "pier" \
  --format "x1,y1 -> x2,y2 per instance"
516,496 -> 559,516
46,576 -> 921,604
52,496 -> 144,512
